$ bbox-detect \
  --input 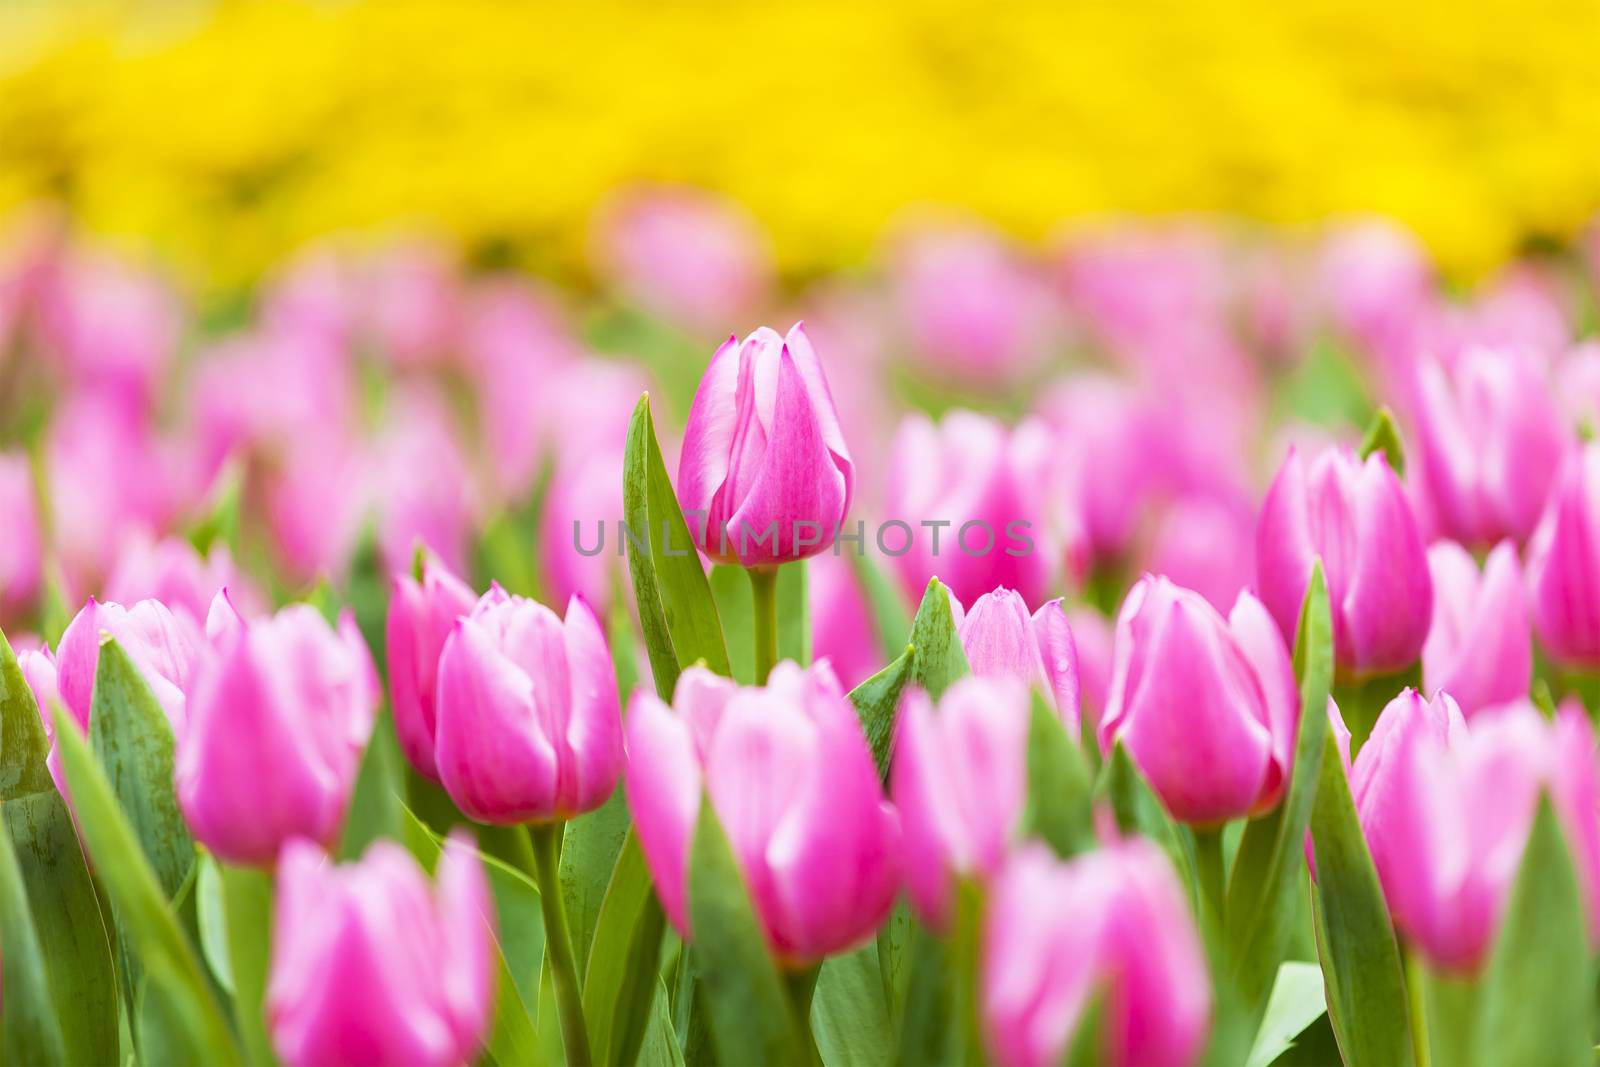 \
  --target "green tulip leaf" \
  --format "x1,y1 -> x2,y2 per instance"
0,628 -> 54,799
0,794 -> 70,1065
338,709 -> 407,860
813,941 -> 894,1067
583,829 -> 668,1067
1097,742 -> 1193,889
560,785 -> 632,980
637,974 -> 687,1067
848,647 -> 913,780
1357,405 -> 1406,478
1244,961 -> 1327,1067
1021,691 -> 1095,857
908,577 -> 969,700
